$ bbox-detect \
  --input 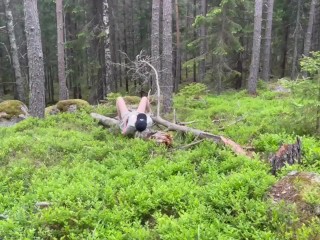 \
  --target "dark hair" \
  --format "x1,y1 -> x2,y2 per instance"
135,113 -> 147,132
